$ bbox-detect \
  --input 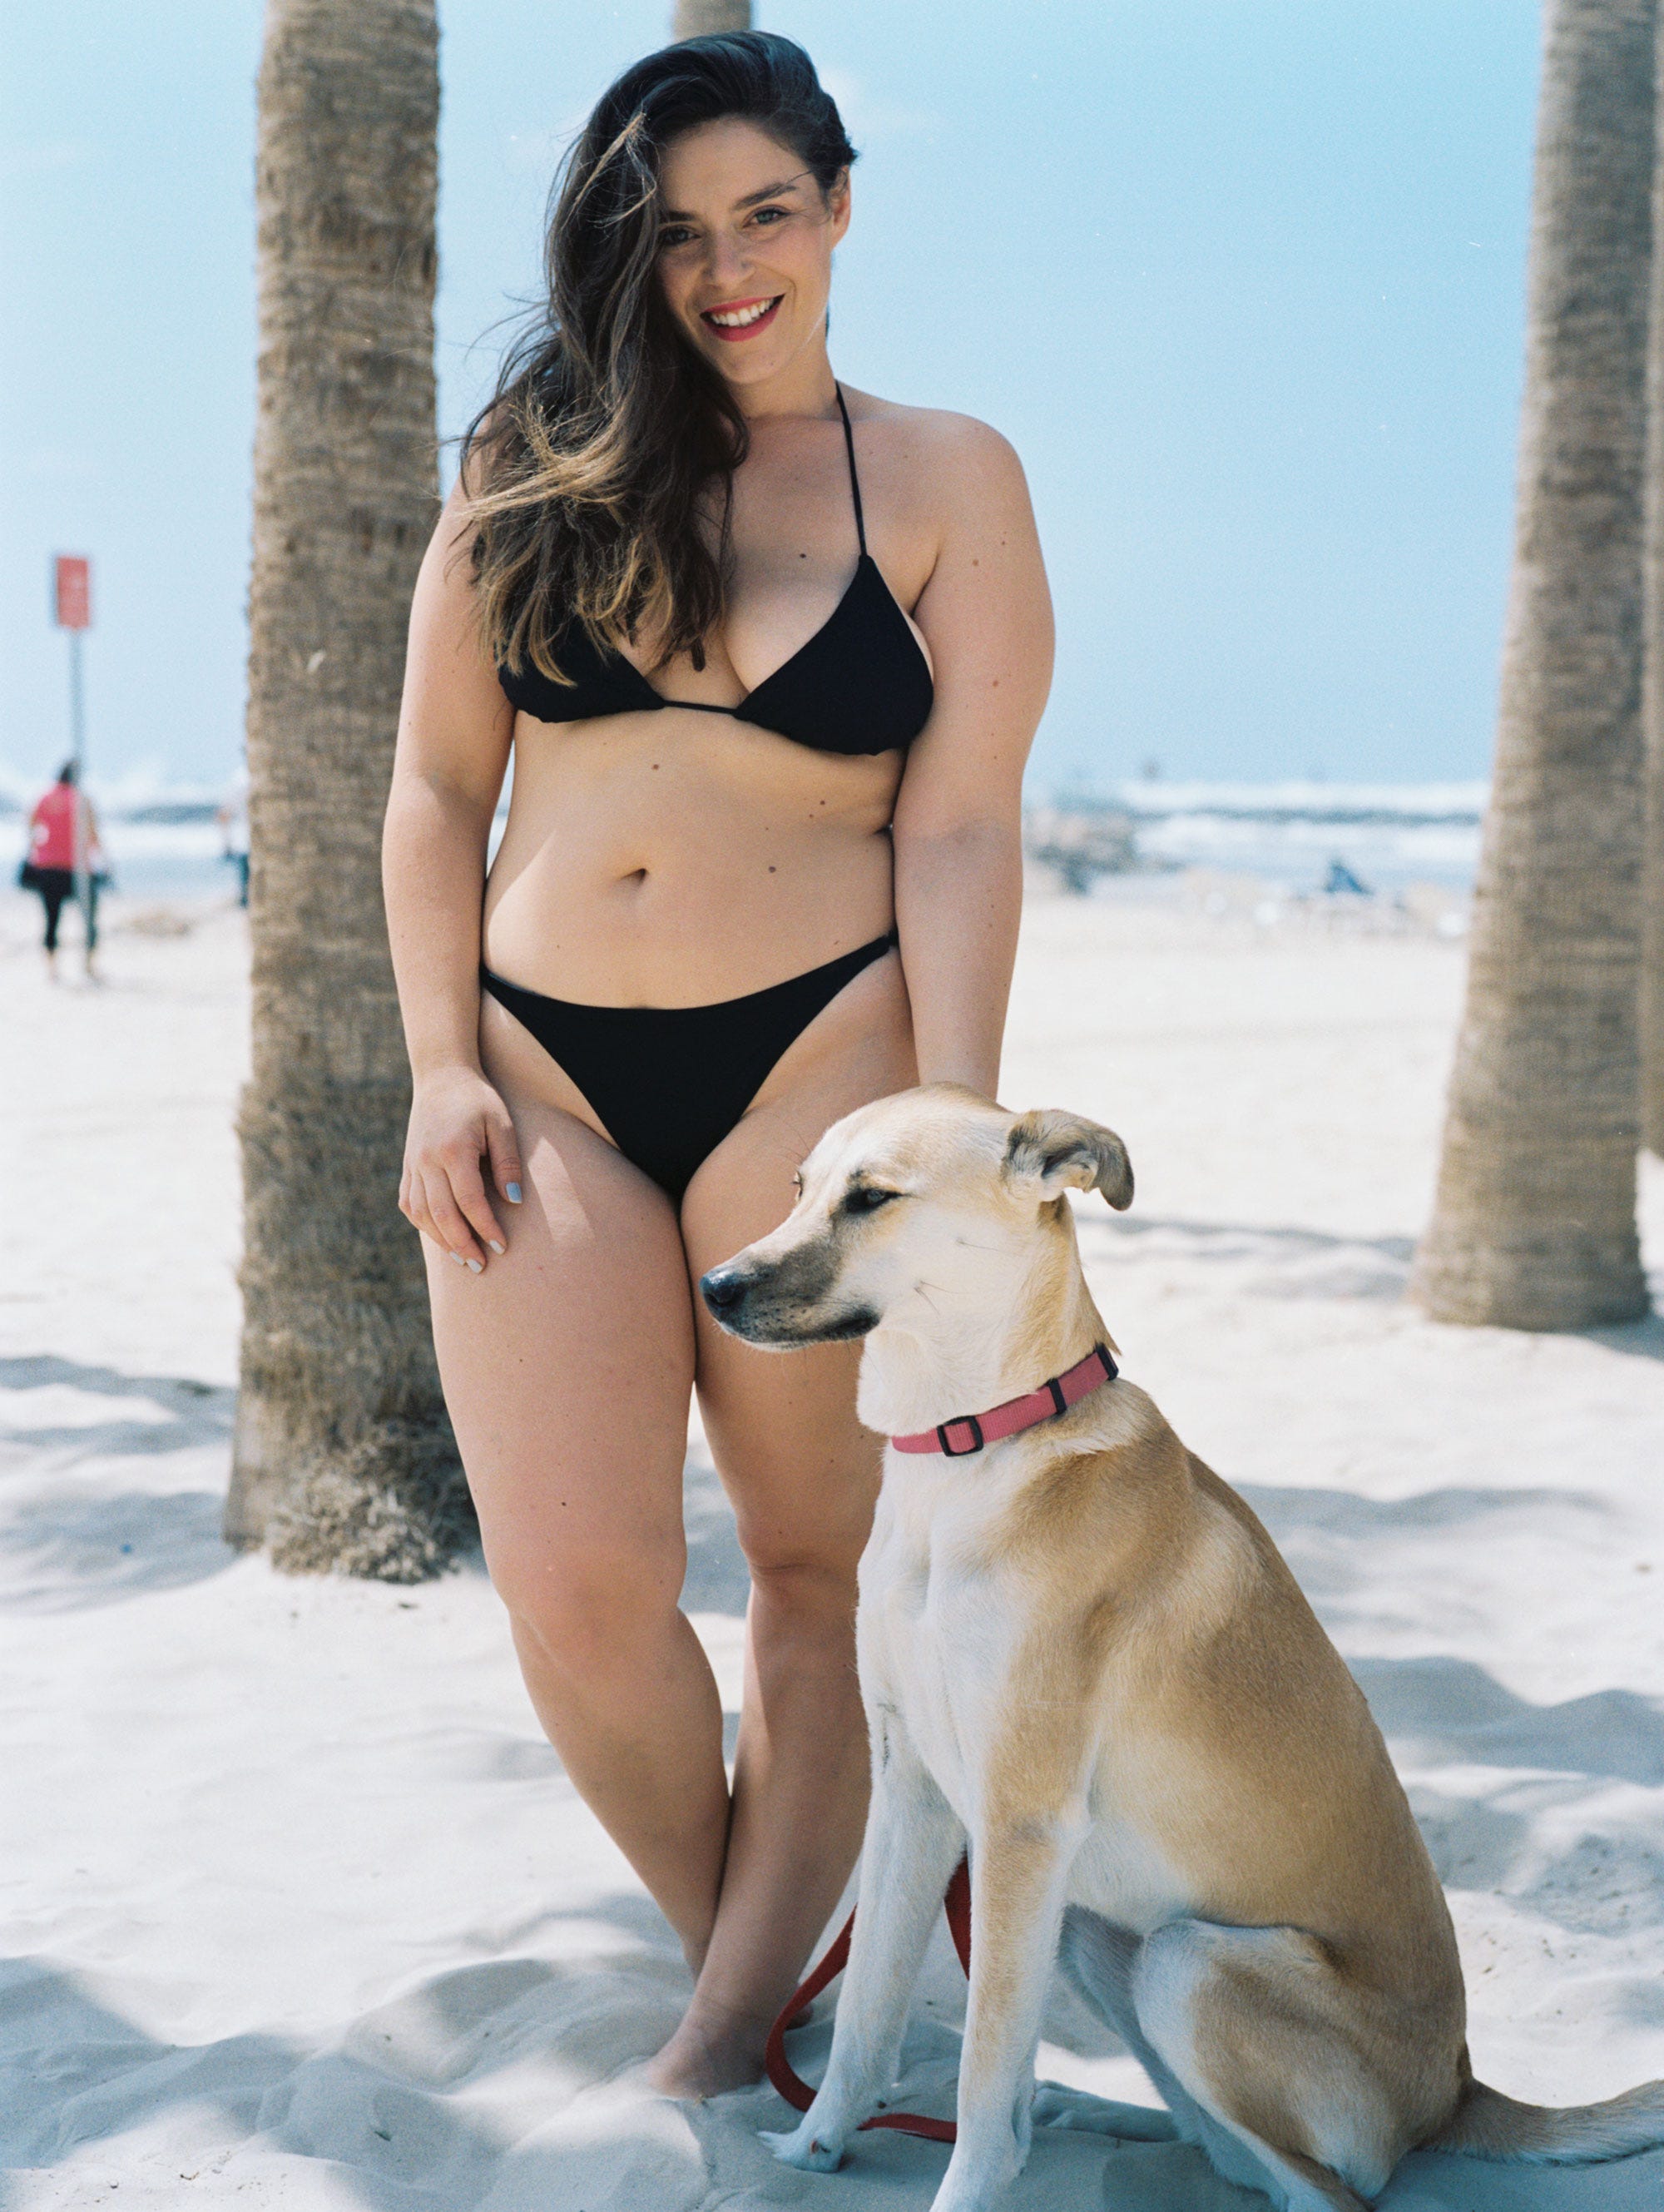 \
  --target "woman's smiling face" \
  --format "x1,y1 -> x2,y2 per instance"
656,118 -> 849,393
